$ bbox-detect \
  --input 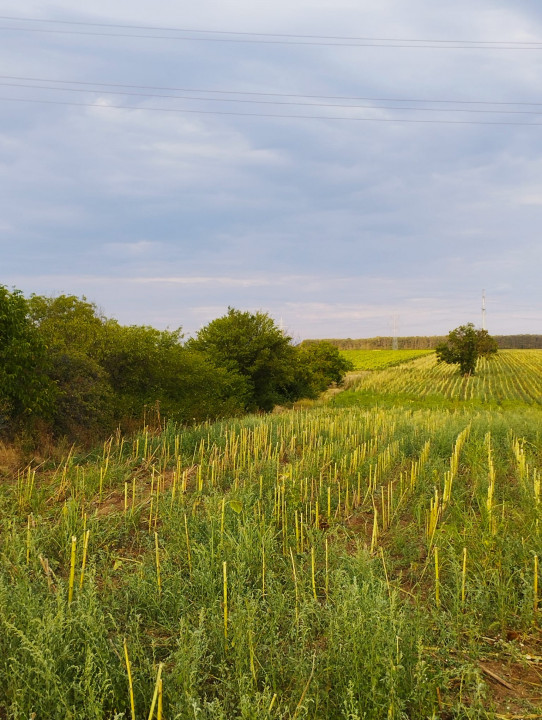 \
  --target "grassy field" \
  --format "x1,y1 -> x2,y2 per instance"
340,349 -> 433,370
336,349 -> 542,408
1,351 -> 542,718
